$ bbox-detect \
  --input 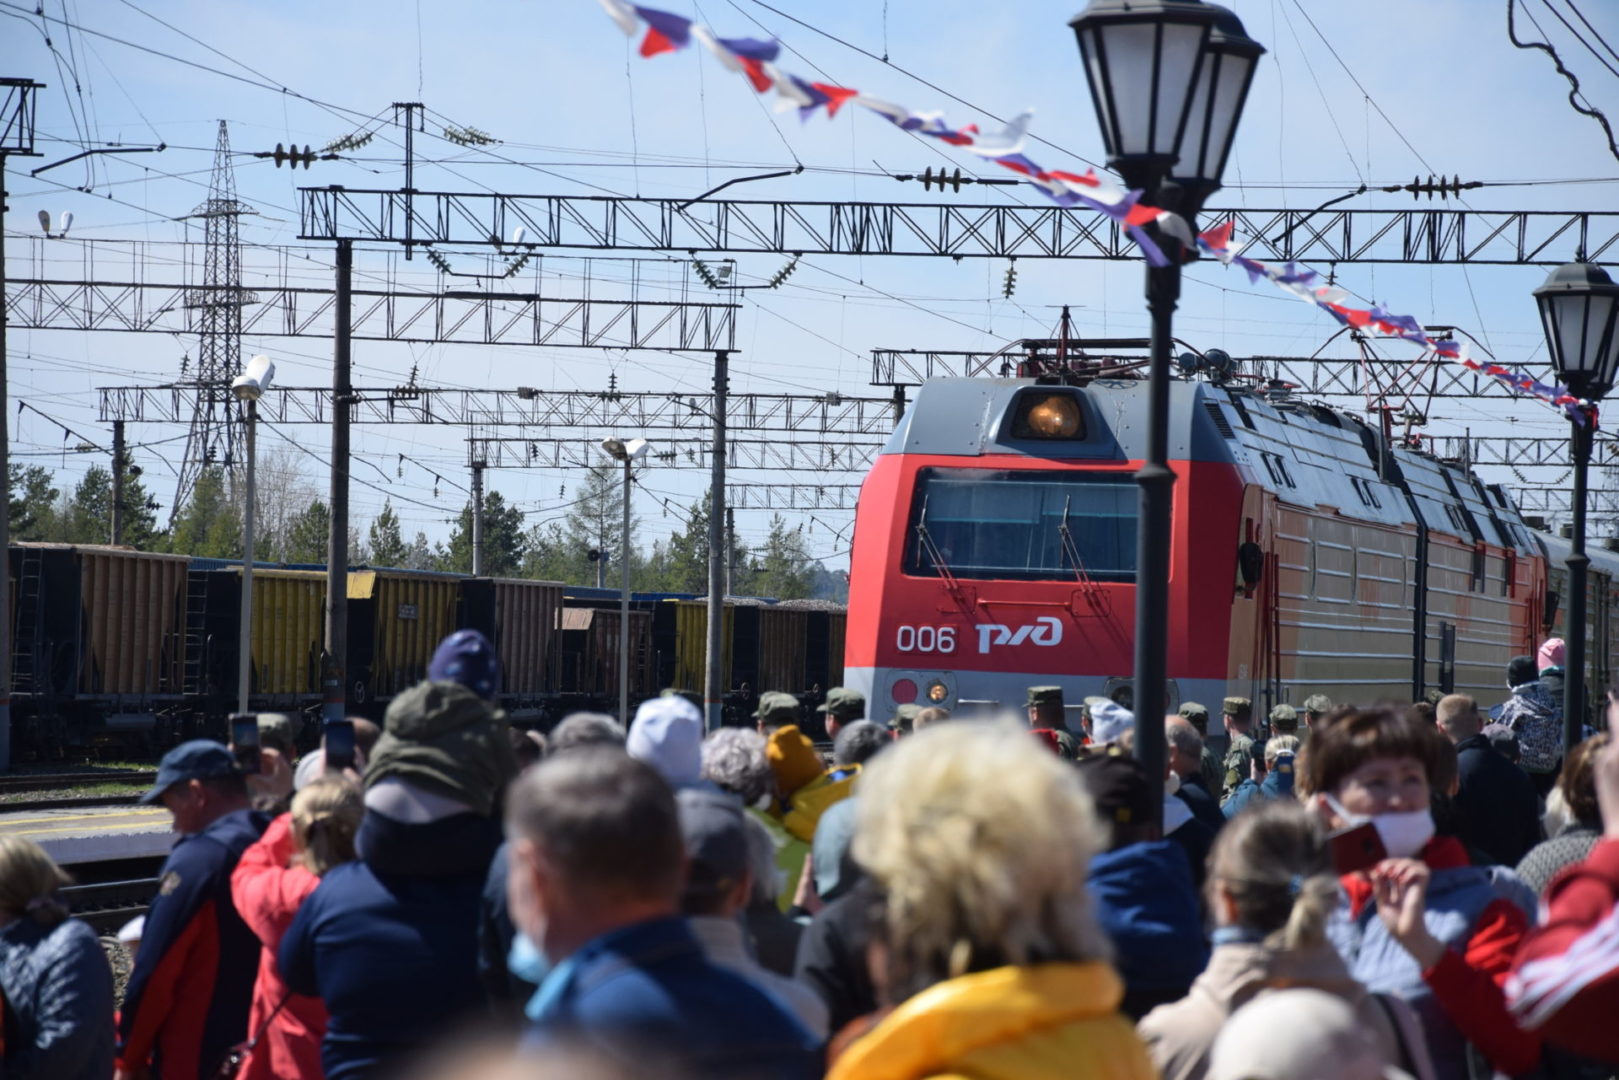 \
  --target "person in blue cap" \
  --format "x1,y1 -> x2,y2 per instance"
115,740 -> 269,1080
428,628 -> 501,701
